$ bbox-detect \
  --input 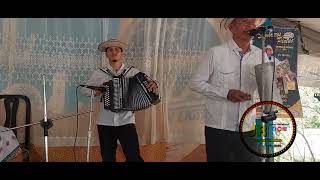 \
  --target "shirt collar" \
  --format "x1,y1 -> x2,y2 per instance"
227,38 -> 254,56
106,61 -> 126,74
